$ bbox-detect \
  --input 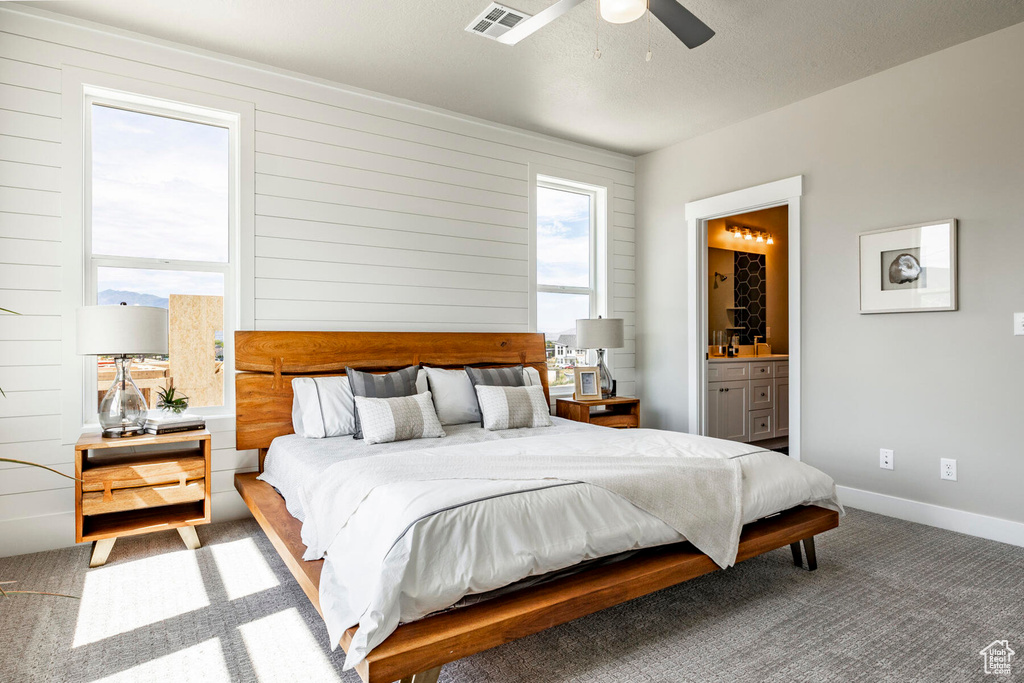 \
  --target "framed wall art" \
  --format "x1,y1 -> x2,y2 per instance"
859,219 -> 957,314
